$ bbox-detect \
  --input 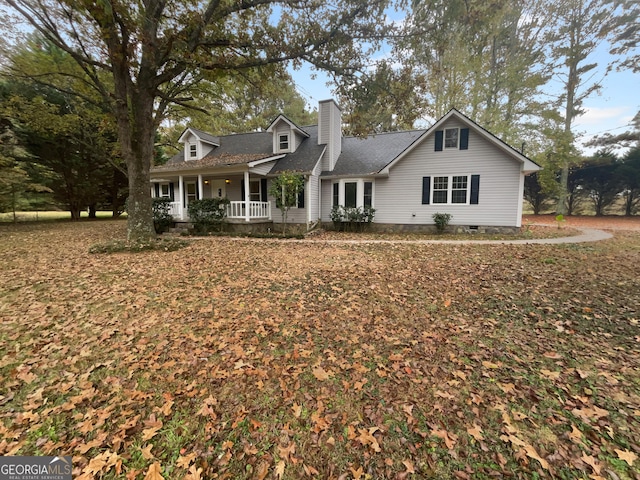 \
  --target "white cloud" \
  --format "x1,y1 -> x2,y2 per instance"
574,106 -> 630,127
